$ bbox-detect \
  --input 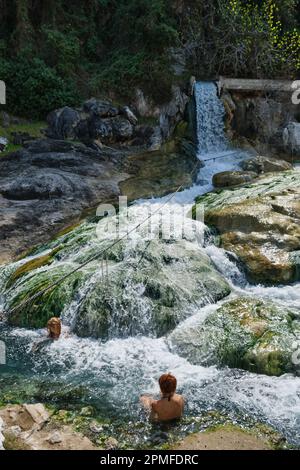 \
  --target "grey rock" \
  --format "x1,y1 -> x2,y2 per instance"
122,106 -> 138,125
213,170 -> 257,188
89,117 -> 113,141
46,106 -> 81,140
148,126 -> 163,151
0,137 -> 198,264
111,117 -> 133,141
159,86 -> 189,140
241,155 -> 293,174
47,431 -> 63,444
0,137 -> 8,152
105,437 -> 118,450
0,111 -> 10,128
83,98 -> 119,118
